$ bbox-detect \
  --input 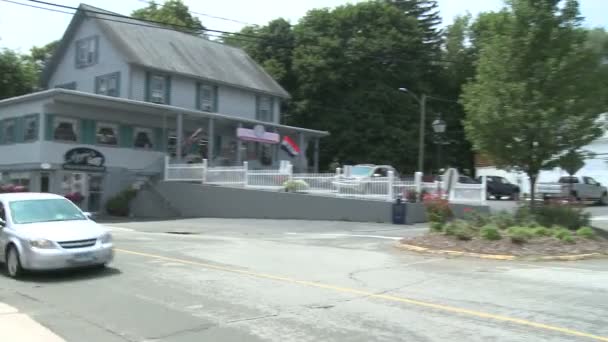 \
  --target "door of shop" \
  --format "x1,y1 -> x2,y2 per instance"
61,172 -> 104,212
